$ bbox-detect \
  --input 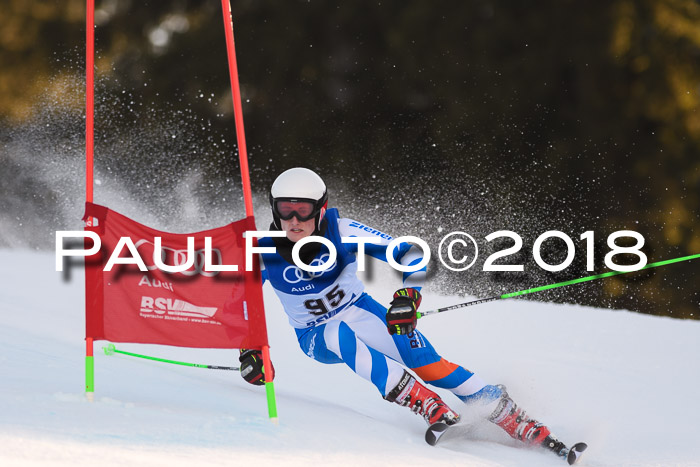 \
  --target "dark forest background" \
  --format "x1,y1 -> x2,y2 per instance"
1,0 -> 698,319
